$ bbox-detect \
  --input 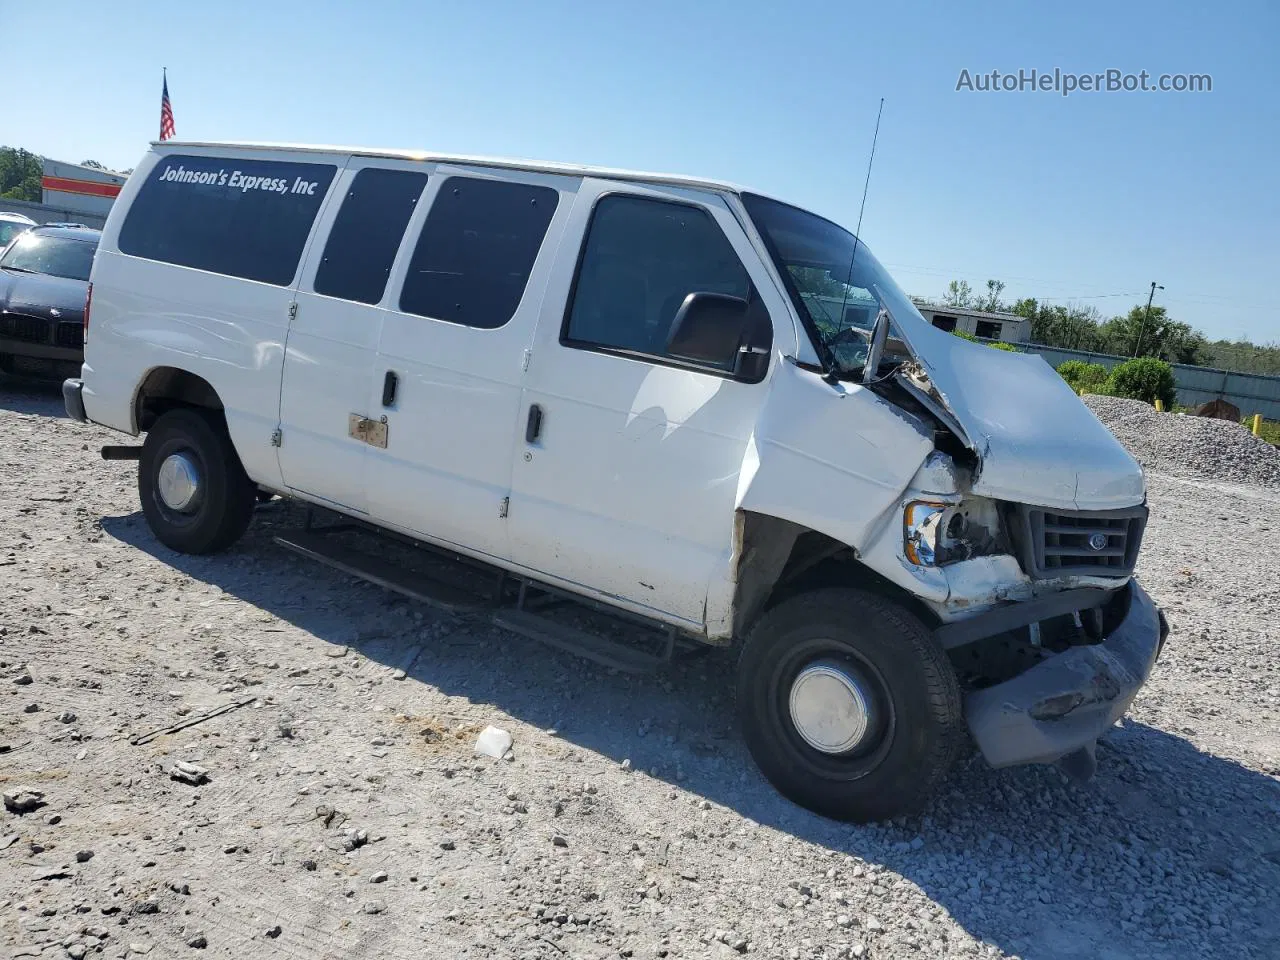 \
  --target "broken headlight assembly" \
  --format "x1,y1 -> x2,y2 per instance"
903,498 -> 1005,567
